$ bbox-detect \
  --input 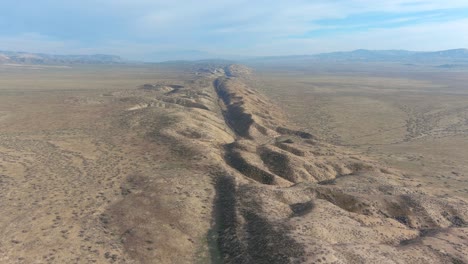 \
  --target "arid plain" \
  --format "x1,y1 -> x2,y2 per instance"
250,63 -> 468,199
0,62 -> 467,264
0,64 -> 218,263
